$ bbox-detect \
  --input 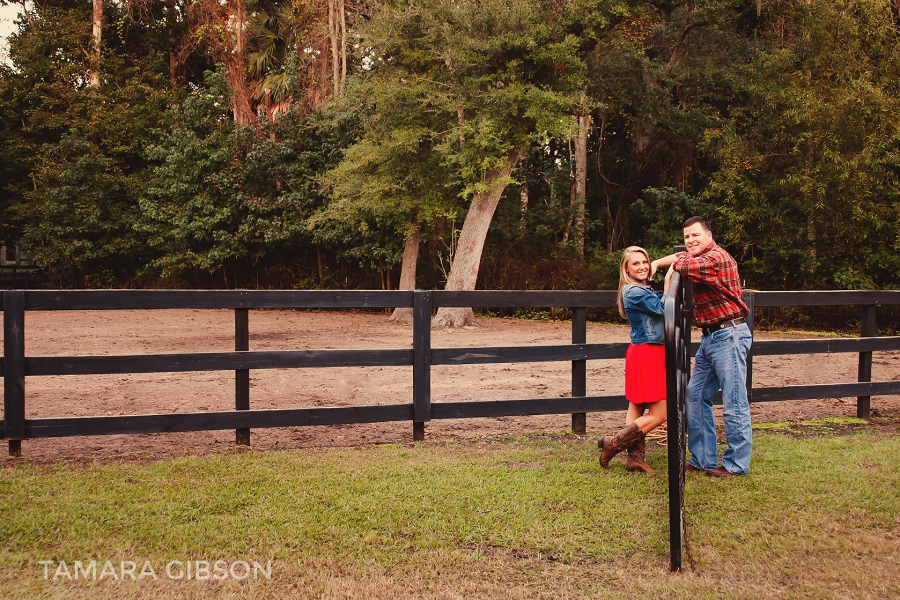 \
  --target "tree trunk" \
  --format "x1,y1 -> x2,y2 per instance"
167,0 -> 178,83
317,245 -> 324,282
226,0 -> 255,126
329,0 -> 340,97
339,0 -> 347,96
573,111 -> 589,256
433,151 -> 522,328
519,185 -> 528,233
90,0 -> 103,87
389,224 -> 421,325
